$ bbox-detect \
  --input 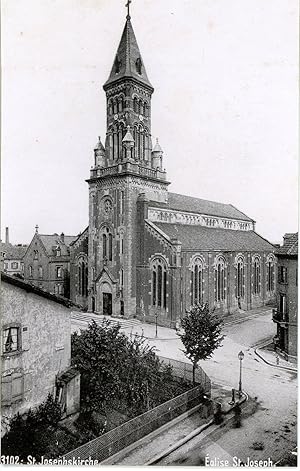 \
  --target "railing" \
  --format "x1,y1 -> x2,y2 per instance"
89,162 -> 167,180
63,385 -> 211,462
158,355 -> 211,395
